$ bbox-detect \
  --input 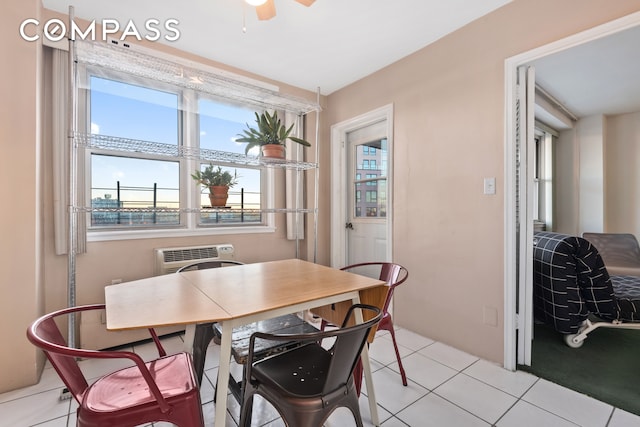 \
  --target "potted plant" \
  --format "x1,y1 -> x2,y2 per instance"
236,111 -> 311,159
191,164 -> 239,207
